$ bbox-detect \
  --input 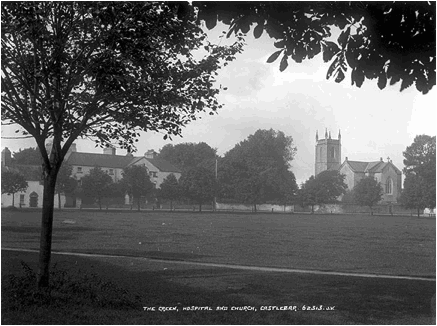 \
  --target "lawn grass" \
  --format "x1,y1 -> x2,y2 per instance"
1,209 -> 435,324
2,250 -> 435,325
1,209 -> 435,276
